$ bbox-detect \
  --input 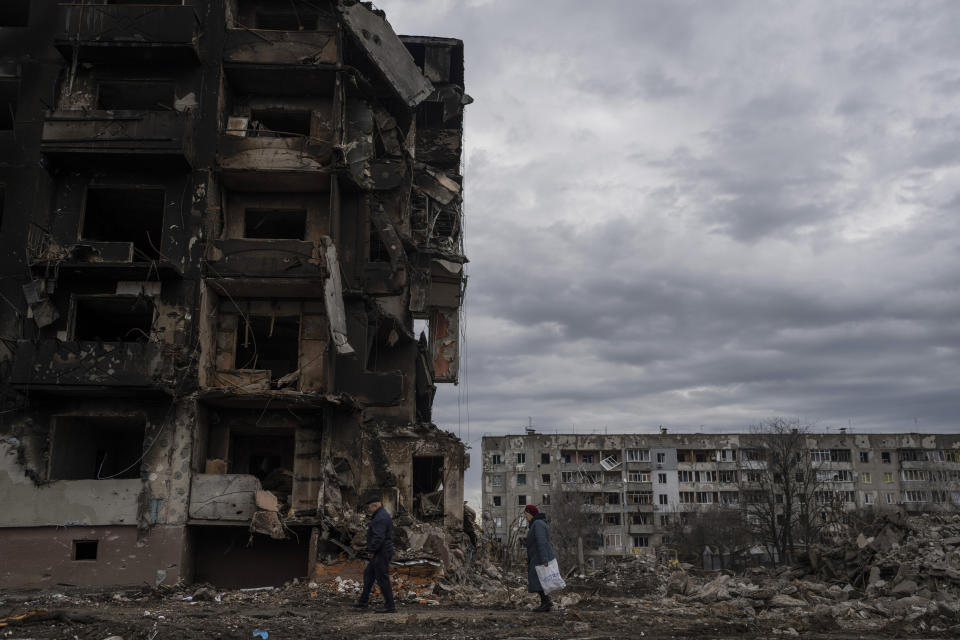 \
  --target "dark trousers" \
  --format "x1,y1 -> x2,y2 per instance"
358,552 -> 394,607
